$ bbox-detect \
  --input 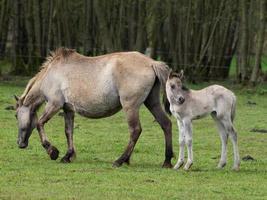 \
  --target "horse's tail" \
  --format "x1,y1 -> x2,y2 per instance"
231,95 -> 237,123
151,61 -> 172,115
